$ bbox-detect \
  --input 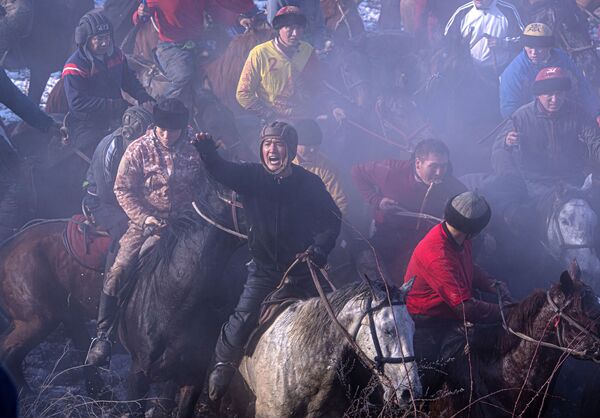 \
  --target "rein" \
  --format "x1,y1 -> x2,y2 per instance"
303,257 -> 416,377
192,201 -> 248,240
496,286 -> 600,359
